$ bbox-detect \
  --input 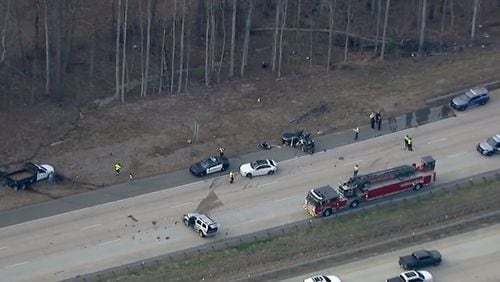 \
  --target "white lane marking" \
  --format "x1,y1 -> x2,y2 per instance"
81,223 -> 102,230
276,196 -> 296,202
260,181 -> 279,187
98,238 -> 121,246
5,261 -> 30,268
343,160 -> 364,166
170,202 -> 192,209
427,137 -> 447,144
447,152 -> 467,158
0,246 -> 8,250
